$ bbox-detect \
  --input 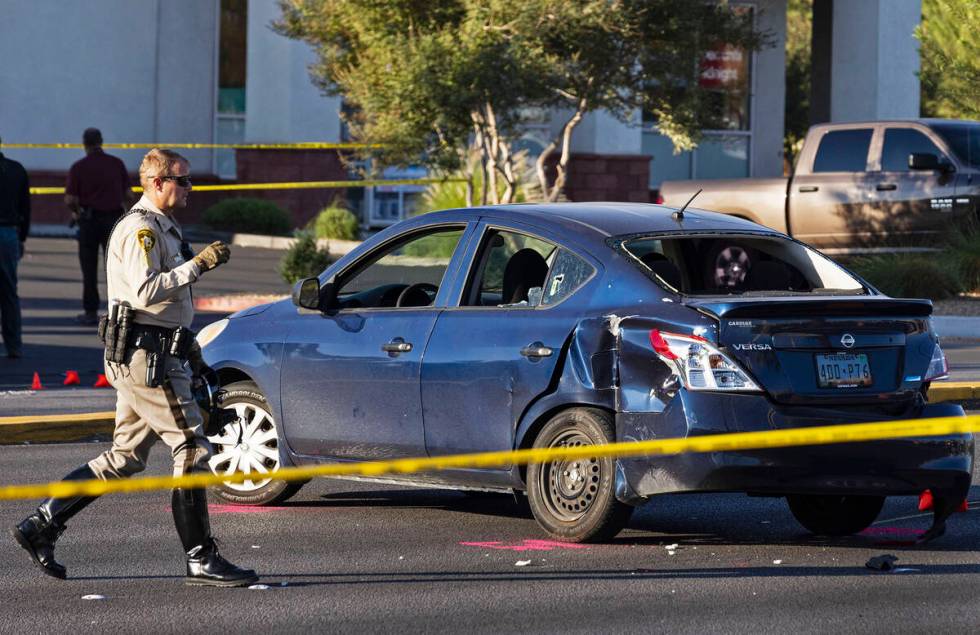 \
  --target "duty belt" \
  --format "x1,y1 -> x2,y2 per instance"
130,324 -> 194,360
